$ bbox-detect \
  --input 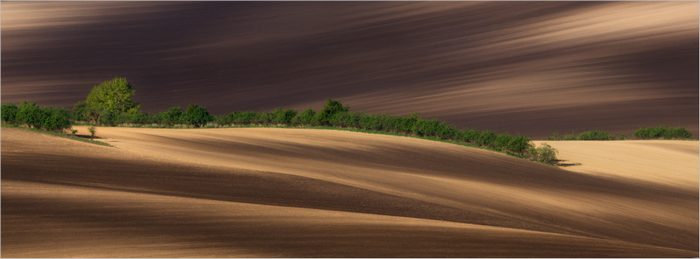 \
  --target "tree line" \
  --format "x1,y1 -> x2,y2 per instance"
633,126 -> 693,140
2,78 -> 695,164
547,126 -> 693,141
